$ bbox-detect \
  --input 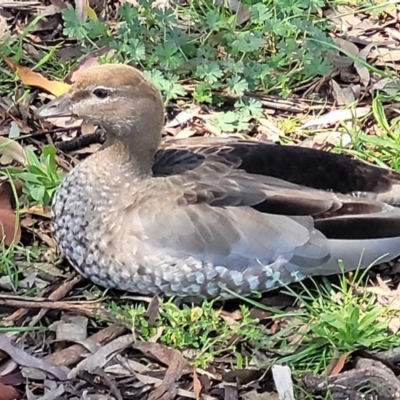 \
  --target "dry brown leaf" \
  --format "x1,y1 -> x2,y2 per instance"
223,369 -> 264,385
370,49 -> 400,66
133,342 -> 190,400
145,296 -> 160,327
0,16 -> 10,46
300,131 -> 352,149
325,5 -> 361,32
193,369 -> 203,400
0,382 -> 21,400
20,204 -> 51,219
330,79 -> 353,105
0,179 -> 22,247
331,37 -> 359,68
133,341 -> 190,372
371,77 -> 400,96
3,57 -> 70,96
0,335 -> 67,380
68,334 -> 135,379
243,390 -> 279,400
388,317 -> 400,334
49,315 -> 88,341
329,351 -> 353,376
354,44 -> 373,87
0,137 -> 26,165
287,323 -> 310,347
